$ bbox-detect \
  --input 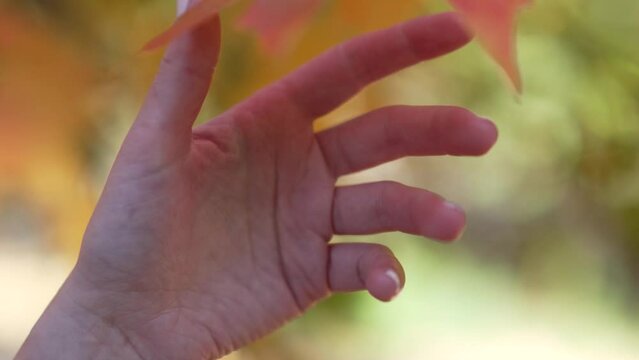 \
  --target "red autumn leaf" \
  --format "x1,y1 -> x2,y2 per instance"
143,0 -> 234,51
237,0 -> 322,53
449,0 -> 531,93
145,0 -> 323,53
145,0 -> 529,91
